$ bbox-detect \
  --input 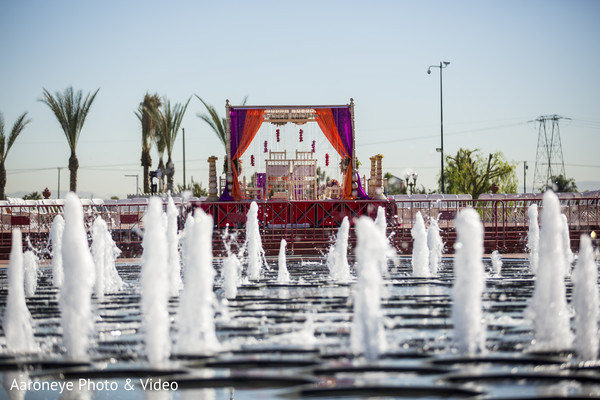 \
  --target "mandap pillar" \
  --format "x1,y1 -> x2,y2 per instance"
368,156 -> 377,198
207,156 -> 219,201
374,154 -> 386,200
